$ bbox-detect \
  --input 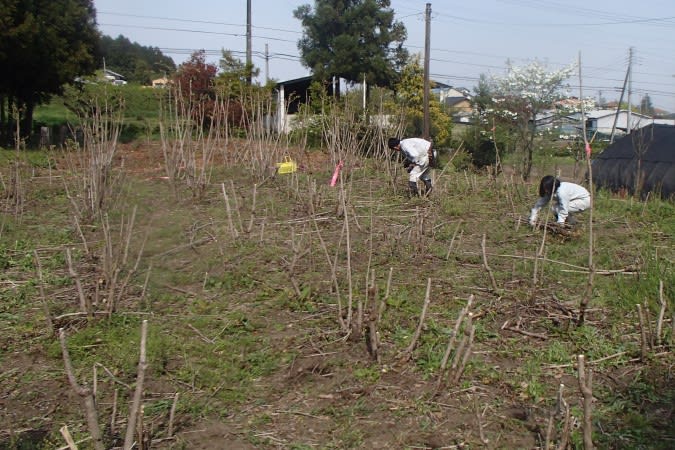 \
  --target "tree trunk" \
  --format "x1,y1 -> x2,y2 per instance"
21,100 -> 35,139
0,95 -> 5,133
520,116 -> 537,181
0,95 -> 9,144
